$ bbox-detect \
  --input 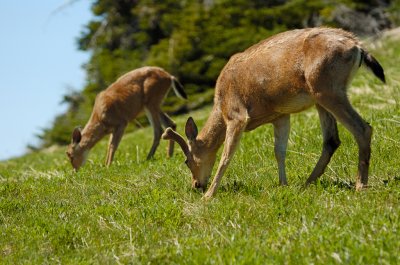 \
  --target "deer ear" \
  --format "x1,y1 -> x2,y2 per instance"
185,117 -> 198,141
72,127 -> 82,144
